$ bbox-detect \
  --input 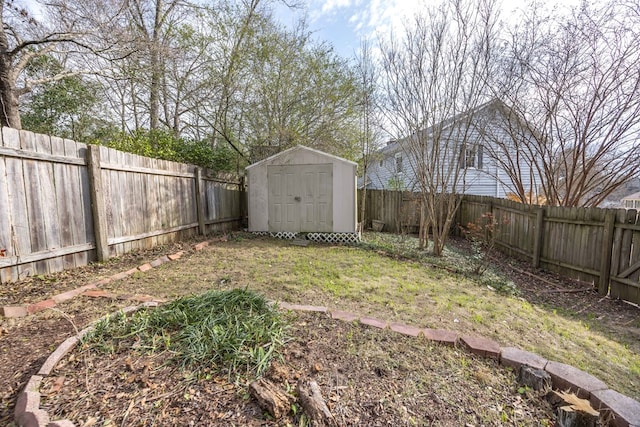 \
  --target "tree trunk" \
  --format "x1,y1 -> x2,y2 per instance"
0,3 -> 22,129
148,0 -> 163,131
0,64 -> 21,129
